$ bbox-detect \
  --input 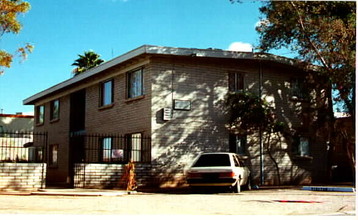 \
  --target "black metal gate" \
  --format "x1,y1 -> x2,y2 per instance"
69,132 -> 151,188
